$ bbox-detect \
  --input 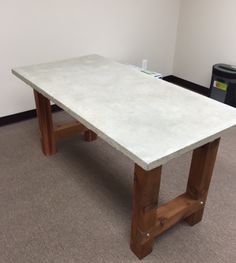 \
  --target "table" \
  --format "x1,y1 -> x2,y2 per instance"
12,55 -> 236,259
